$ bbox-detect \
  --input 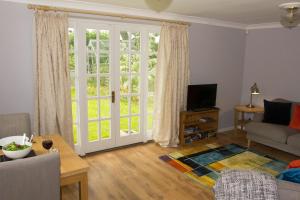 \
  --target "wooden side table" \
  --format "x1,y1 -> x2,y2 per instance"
234,105 -> 264,133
